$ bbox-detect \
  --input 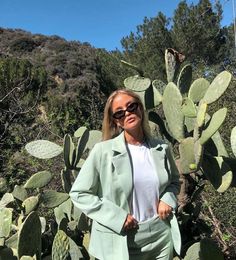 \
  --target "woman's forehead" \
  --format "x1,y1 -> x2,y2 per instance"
112,94 -> 135,108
